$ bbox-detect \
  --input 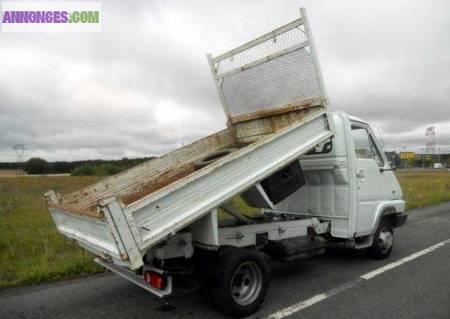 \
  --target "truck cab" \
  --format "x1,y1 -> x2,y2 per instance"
273,112 -> 406,248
